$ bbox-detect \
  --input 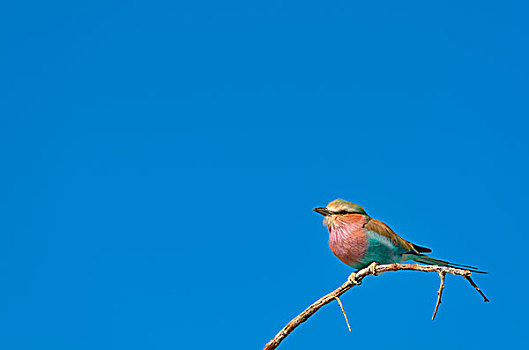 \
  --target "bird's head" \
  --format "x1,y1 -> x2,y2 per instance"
313,199 -> 367,226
